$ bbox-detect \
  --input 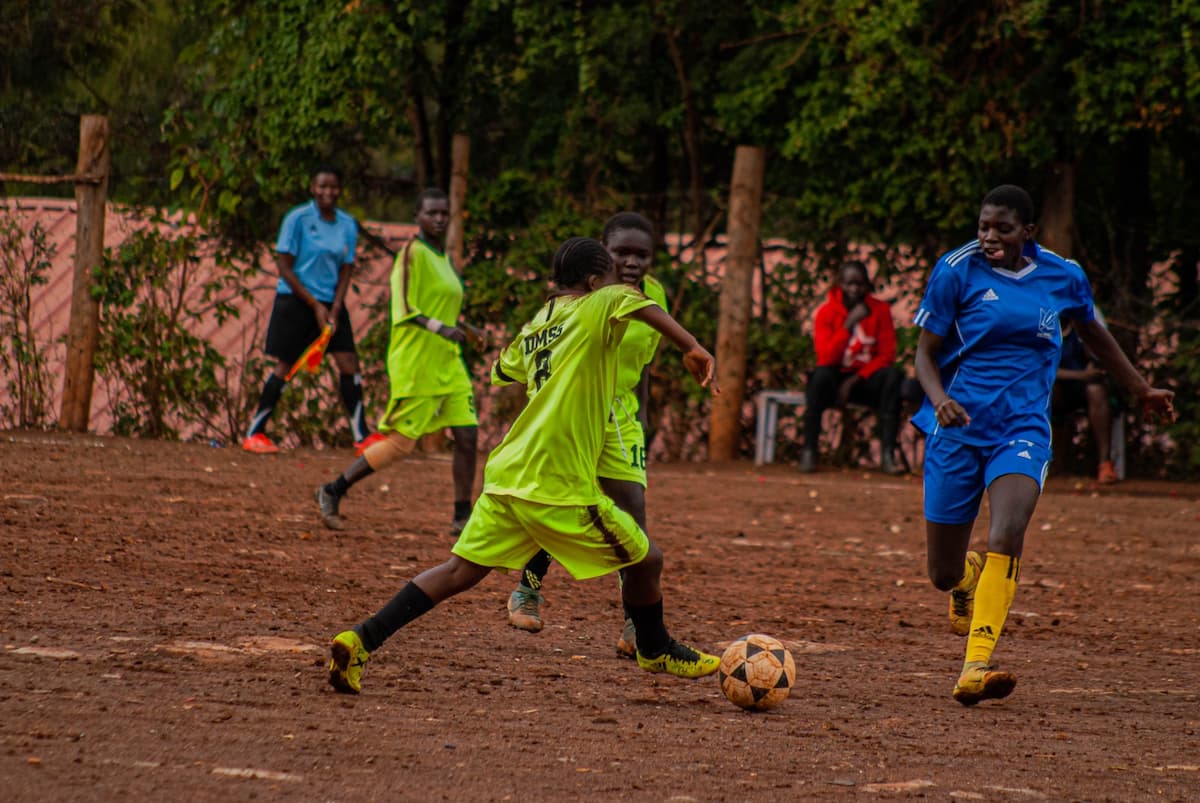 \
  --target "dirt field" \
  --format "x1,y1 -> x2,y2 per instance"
2,431 -> 1198,802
